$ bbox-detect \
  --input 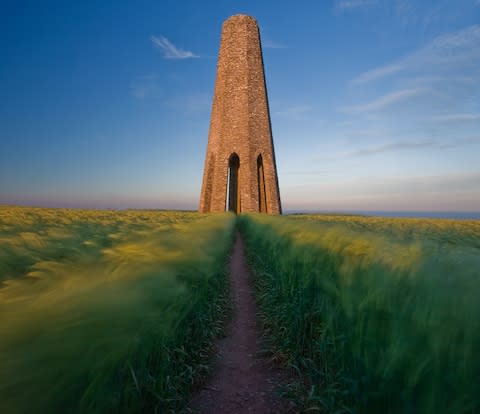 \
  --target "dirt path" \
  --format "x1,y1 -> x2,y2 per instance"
190,234 -> 294,414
